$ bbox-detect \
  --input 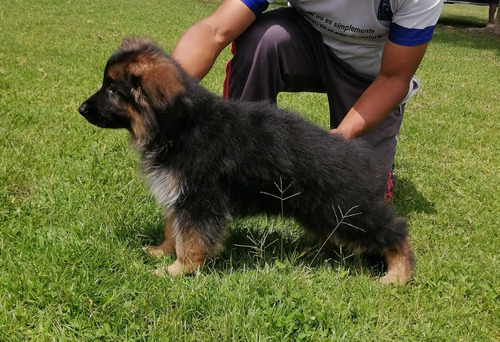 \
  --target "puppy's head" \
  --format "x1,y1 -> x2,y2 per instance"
79,37 -> 185,143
